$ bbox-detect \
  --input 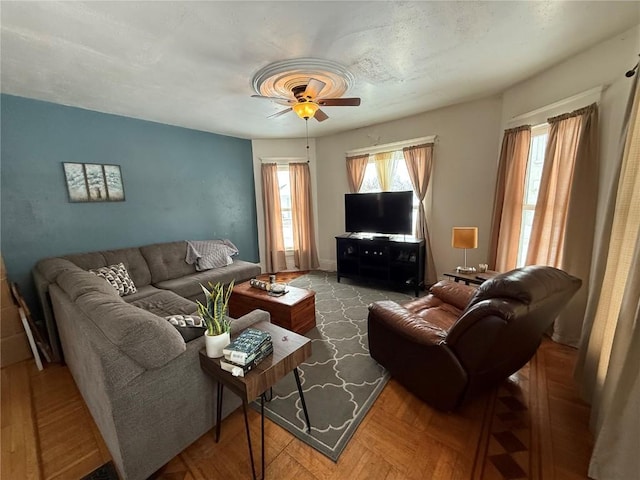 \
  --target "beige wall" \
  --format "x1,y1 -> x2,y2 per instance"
315,96 -> 503,275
